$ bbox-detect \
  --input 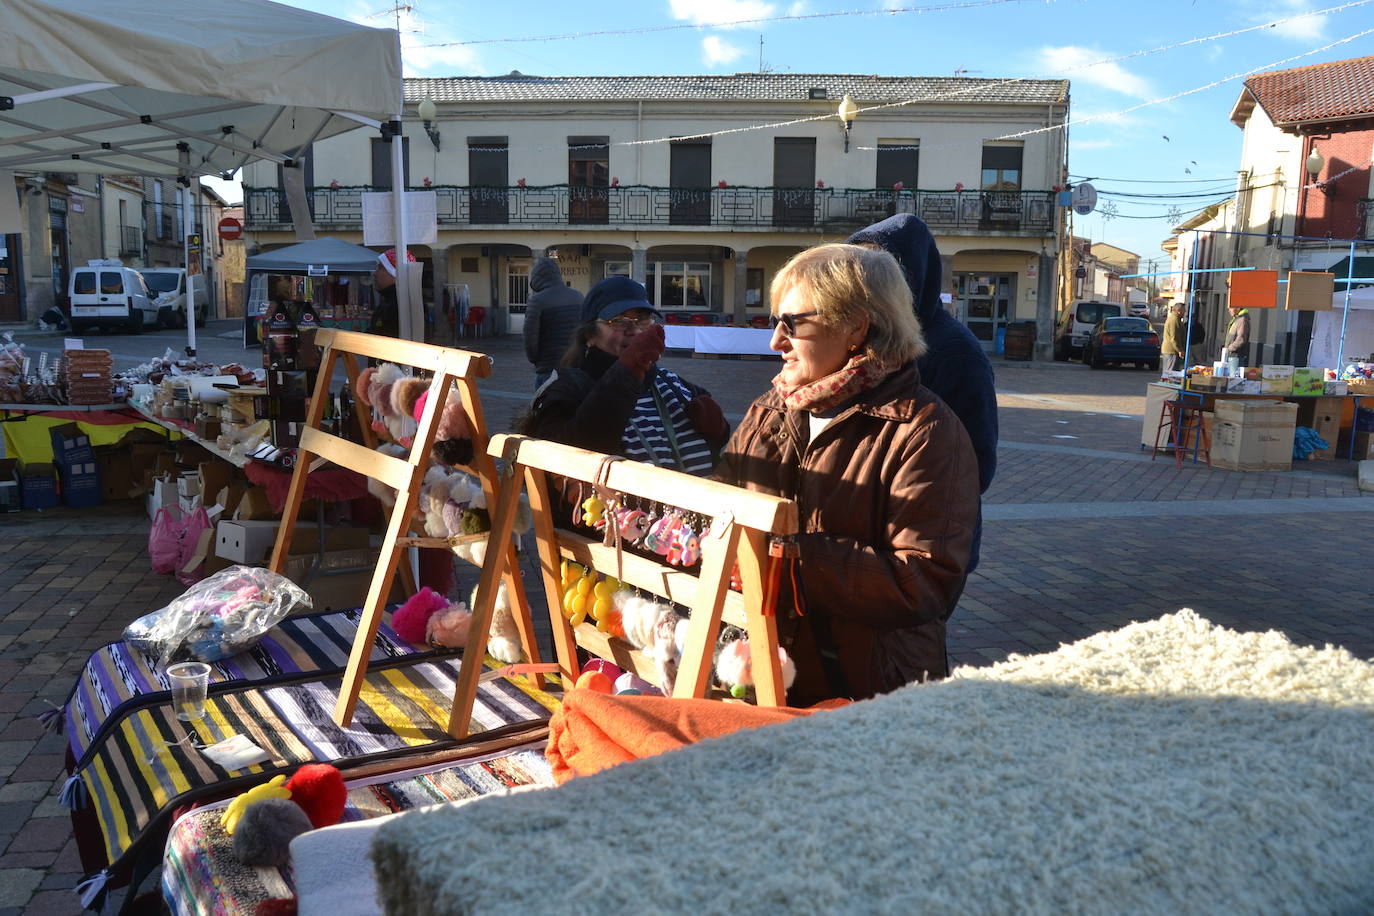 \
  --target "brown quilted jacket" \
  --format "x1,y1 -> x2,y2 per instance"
716,362 -> 979,704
